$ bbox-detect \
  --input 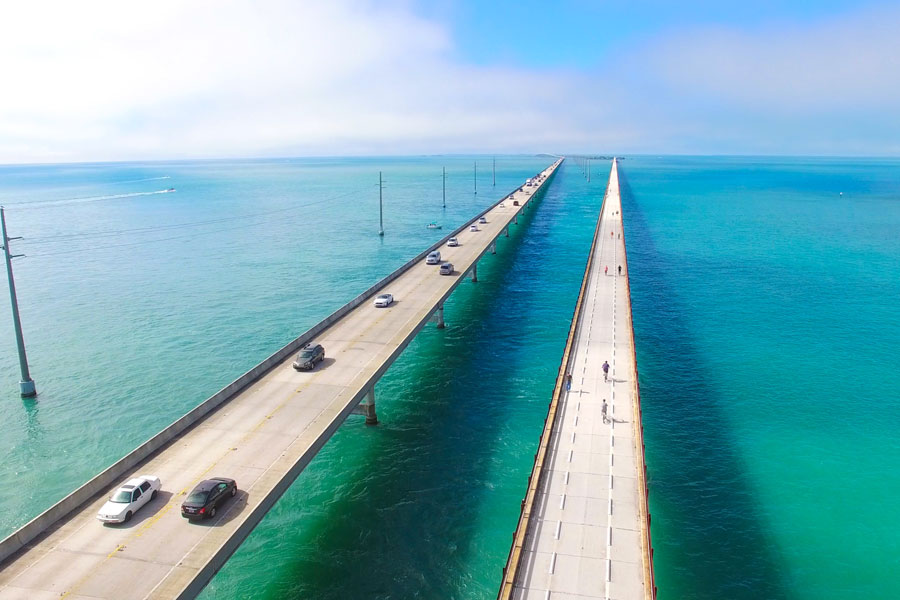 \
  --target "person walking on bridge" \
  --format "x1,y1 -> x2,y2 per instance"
602,399 -> 609,424
602,360 -> 610,382
565,372 -> 573,392
618,265 -> 622,276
